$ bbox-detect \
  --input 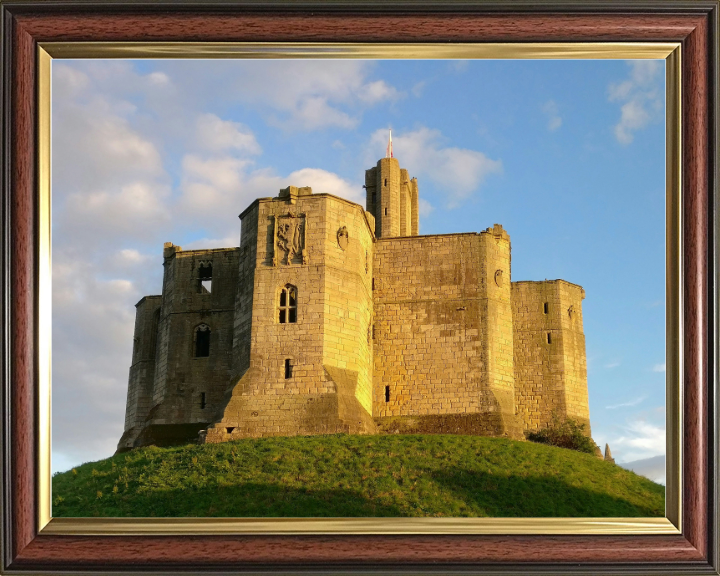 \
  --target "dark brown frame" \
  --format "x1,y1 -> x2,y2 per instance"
1,1 -> 718,573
